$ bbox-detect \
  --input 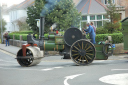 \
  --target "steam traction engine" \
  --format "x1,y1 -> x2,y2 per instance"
16,17 -> 113,67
